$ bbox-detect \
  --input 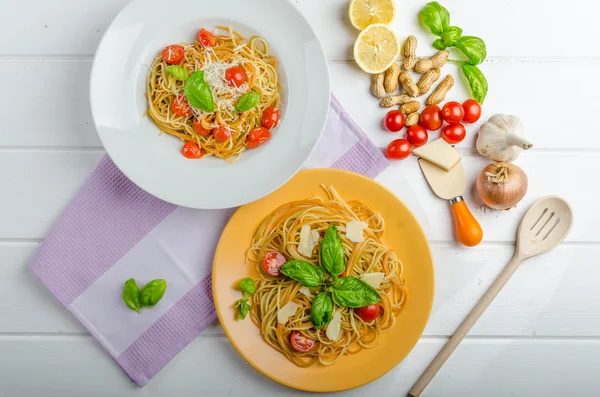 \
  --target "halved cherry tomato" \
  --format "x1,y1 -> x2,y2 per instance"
462,99 -> 482,123
193,118 -> 211,136
172,95 -> 192,117
198,29 -> 217,47
261,251 -> 286,276
383,110 -> 405,132
385,138 -> 411,160
161,45 -> 185,65
261,107 -> 280,129
225,66 -> 247,87
406,125 -> 428,147
290,331 -> 316,353
442,101 -> 465,124
180,141 -> 203,159
355,304 -> 380,322
420,105 -> 443,131
213,126 -> 231,142
246,127 -> 271,149
442,123 -> 467,144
